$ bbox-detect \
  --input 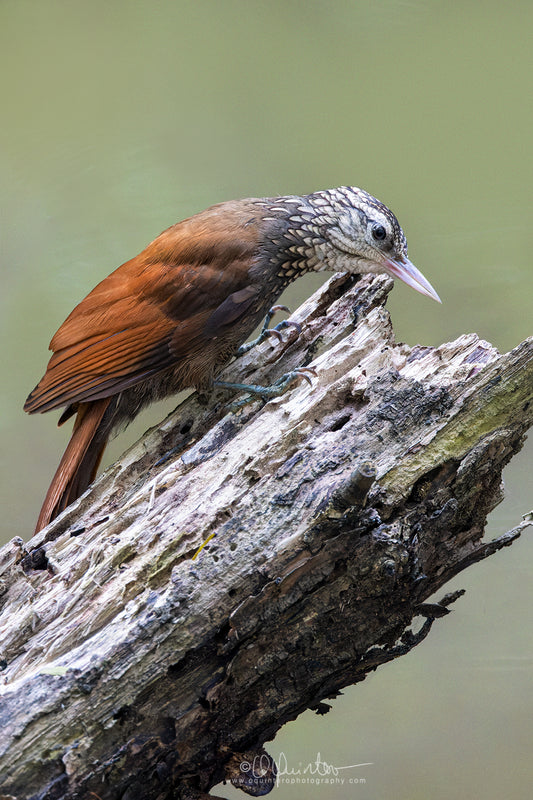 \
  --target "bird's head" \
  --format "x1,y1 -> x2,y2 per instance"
305,187 -> 441,303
